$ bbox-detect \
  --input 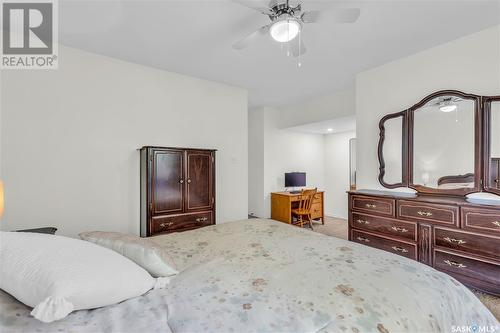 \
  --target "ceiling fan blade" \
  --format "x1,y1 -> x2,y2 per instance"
289,37 -> 306,57
332,8 -> 361,23
231,0 -> 274,15
301,10 -> 321,23
232,25 -> 270,50
302,8 -> 360,24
